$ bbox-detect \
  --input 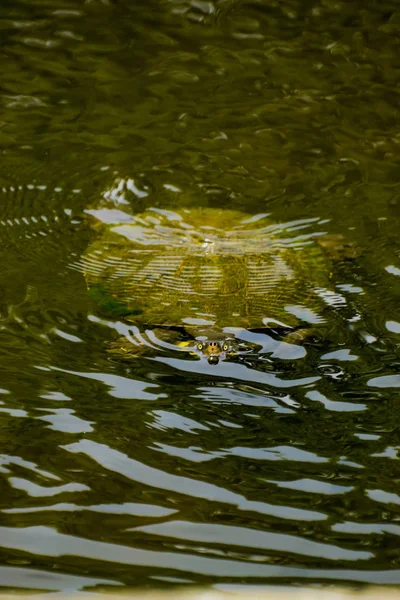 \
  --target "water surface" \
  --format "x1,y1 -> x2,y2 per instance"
1,0 -> 400,593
